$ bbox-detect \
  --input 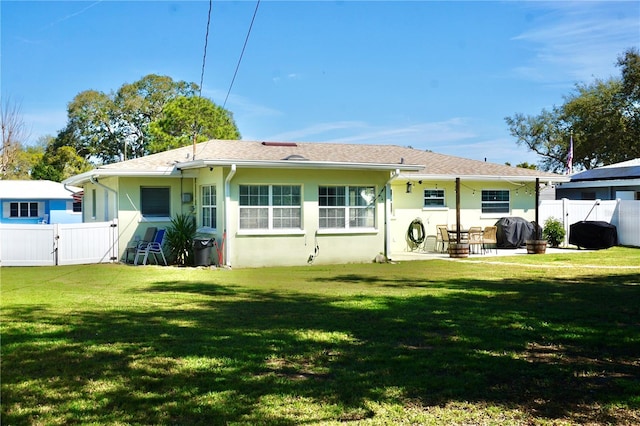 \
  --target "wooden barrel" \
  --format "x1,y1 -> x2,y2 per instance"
526,240 -> 547,254
449,242 -> 470,258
